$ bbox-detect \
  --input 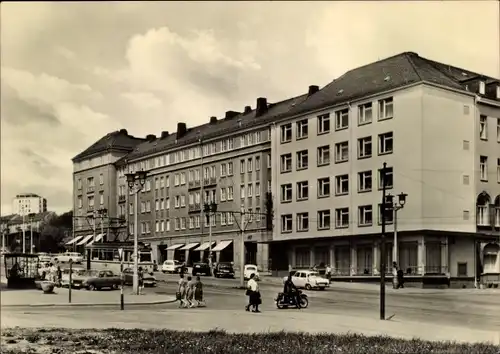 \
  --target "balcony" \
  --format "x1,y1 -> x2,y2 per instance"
87,186 -> 95,194
203,177 -> 217,187
188,203 -> 201,213
188,180 -> 201,190
118,195 -> 126,203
